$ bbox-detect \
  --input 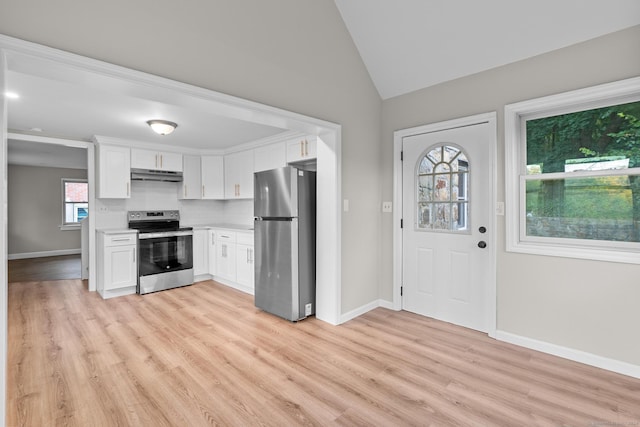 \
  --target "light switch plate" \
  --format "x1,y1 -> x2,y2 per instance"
343,199 -> 349,212
496,202 -> 504,216
382,201 -> 393,213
